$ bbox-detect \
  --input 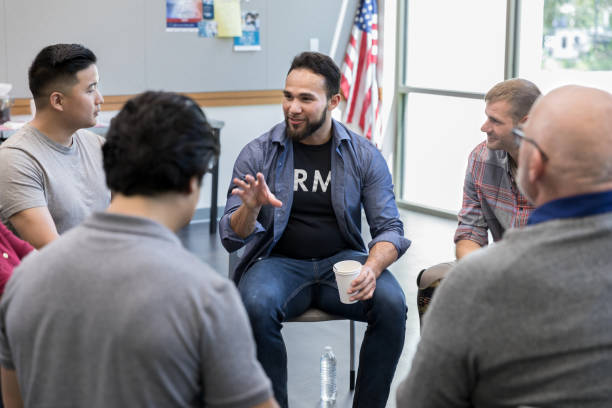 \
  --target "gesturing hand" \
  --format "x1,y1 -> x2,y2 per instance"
232,172 -> 282,209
